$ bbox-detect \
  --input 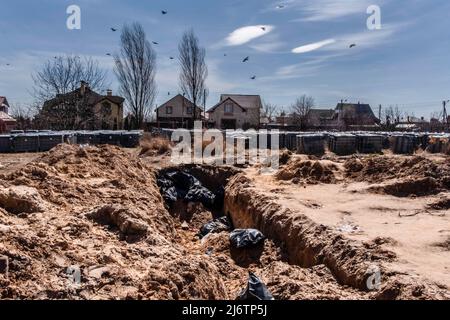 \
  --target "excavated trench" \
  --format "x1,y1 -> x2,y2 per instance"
1,145 -> 447,299
157,164 -> 448,300
156,165 -> 374,299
